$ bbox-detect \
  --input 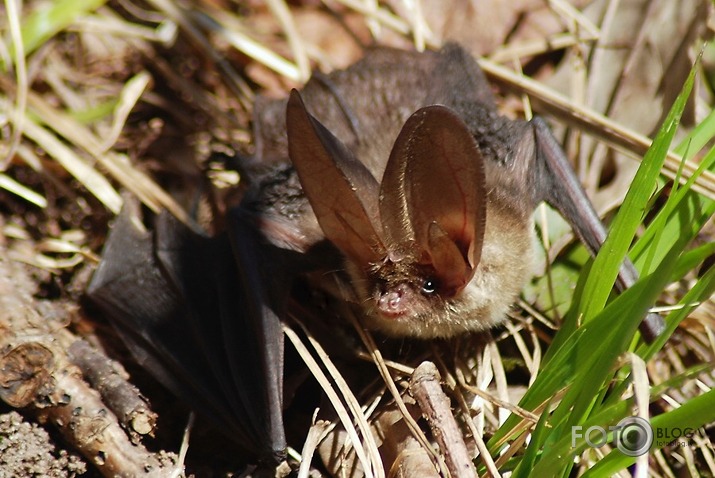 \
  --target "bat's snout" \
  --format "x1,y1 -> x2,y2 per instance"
377,283 -> 411,318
